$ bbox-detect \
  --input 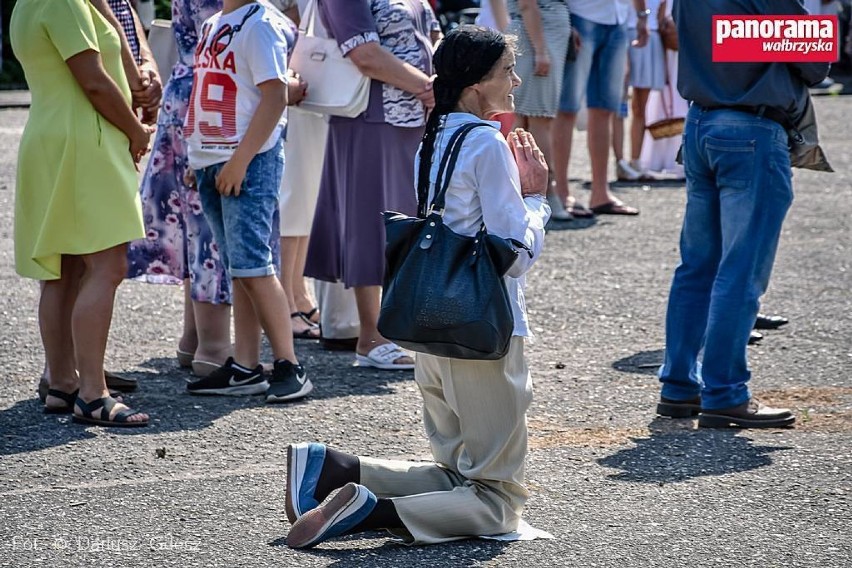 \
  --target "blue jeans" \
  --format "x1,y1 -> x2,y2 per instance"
196,139 -> 283,278
659,106 -> 793,410
559,14 -> 629,113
